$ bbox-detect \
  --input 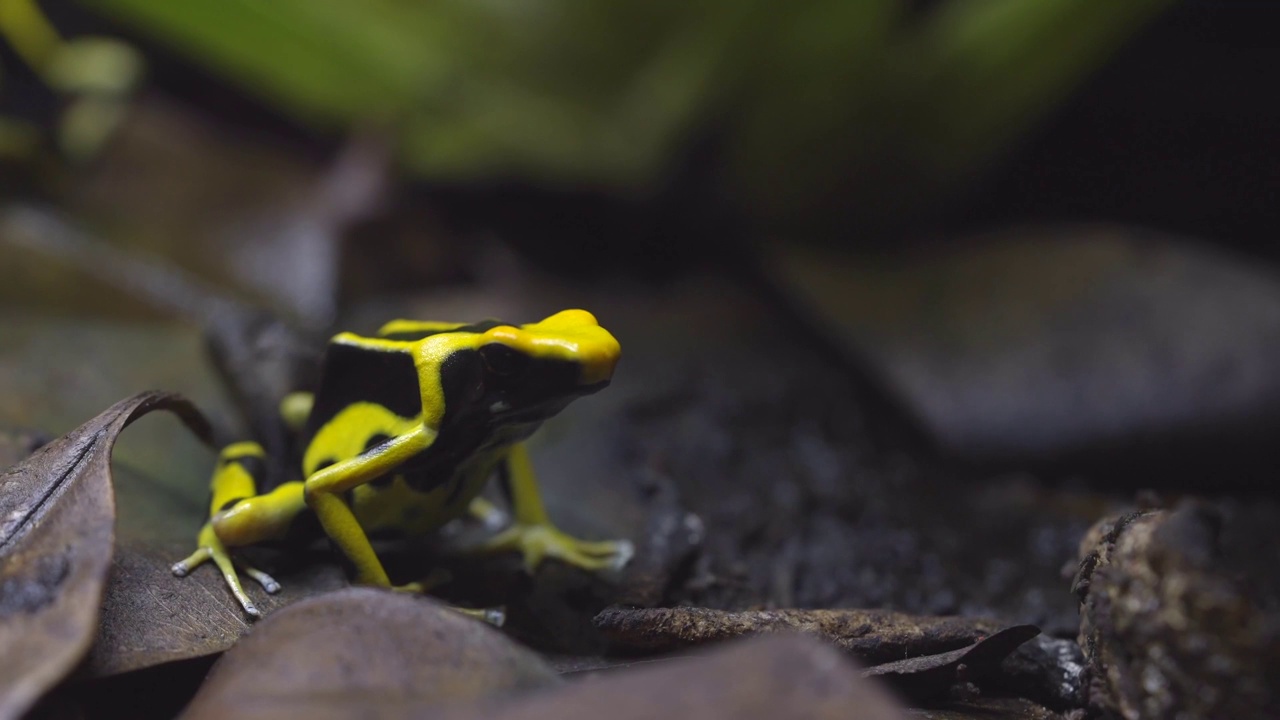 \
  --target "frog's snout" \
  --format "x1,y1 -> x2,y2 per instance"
502,308 -> 621,388
576,329 -> 620,387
